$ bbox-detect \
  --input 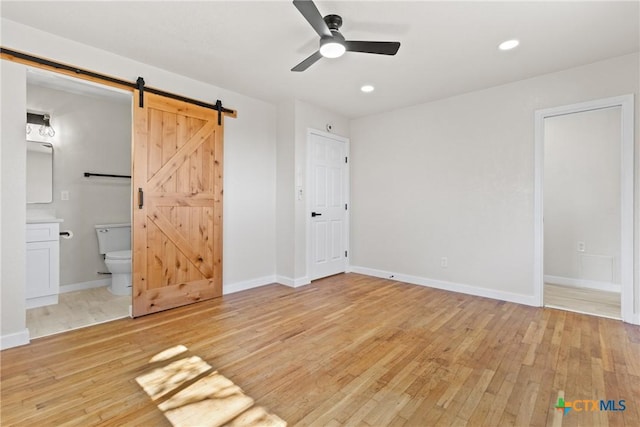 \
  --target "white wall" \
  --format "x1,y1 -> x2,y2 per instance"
276,100 -> 295,280
1,61 -> 29,349
350,53 -> 639,309
544,107 -> 621,286
26,84 -> 132,287
1,19 -> 277,344
221,92 -> 276,289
